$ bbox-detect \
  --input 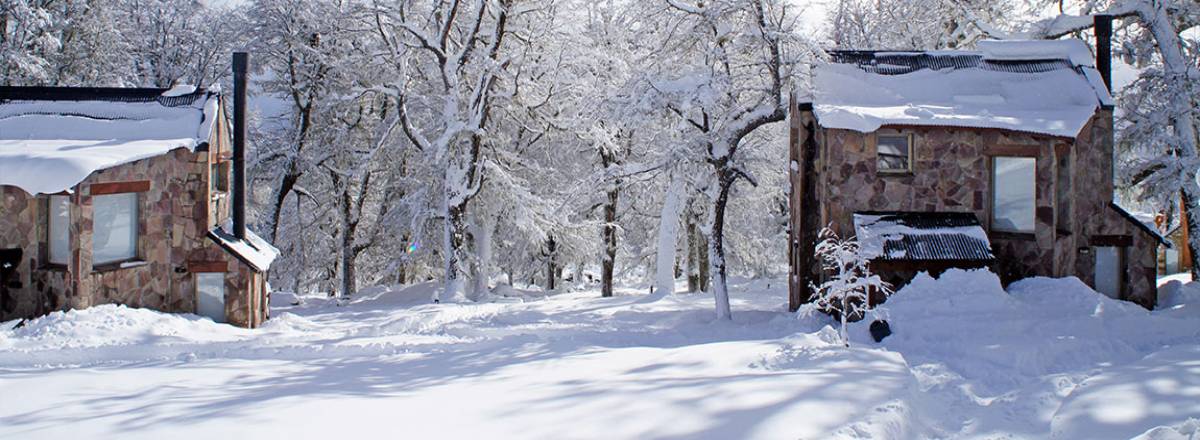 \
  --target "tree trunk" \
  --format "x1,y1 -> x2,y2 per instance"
440,200 -> 468,302
708,170 -> 736,320
654,174 -> 684,297
470,217 -> 493,301
339,185 -> 356,298
545,236 -> 558,291
687,213 -> 701,292
602,185 -> 618,297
